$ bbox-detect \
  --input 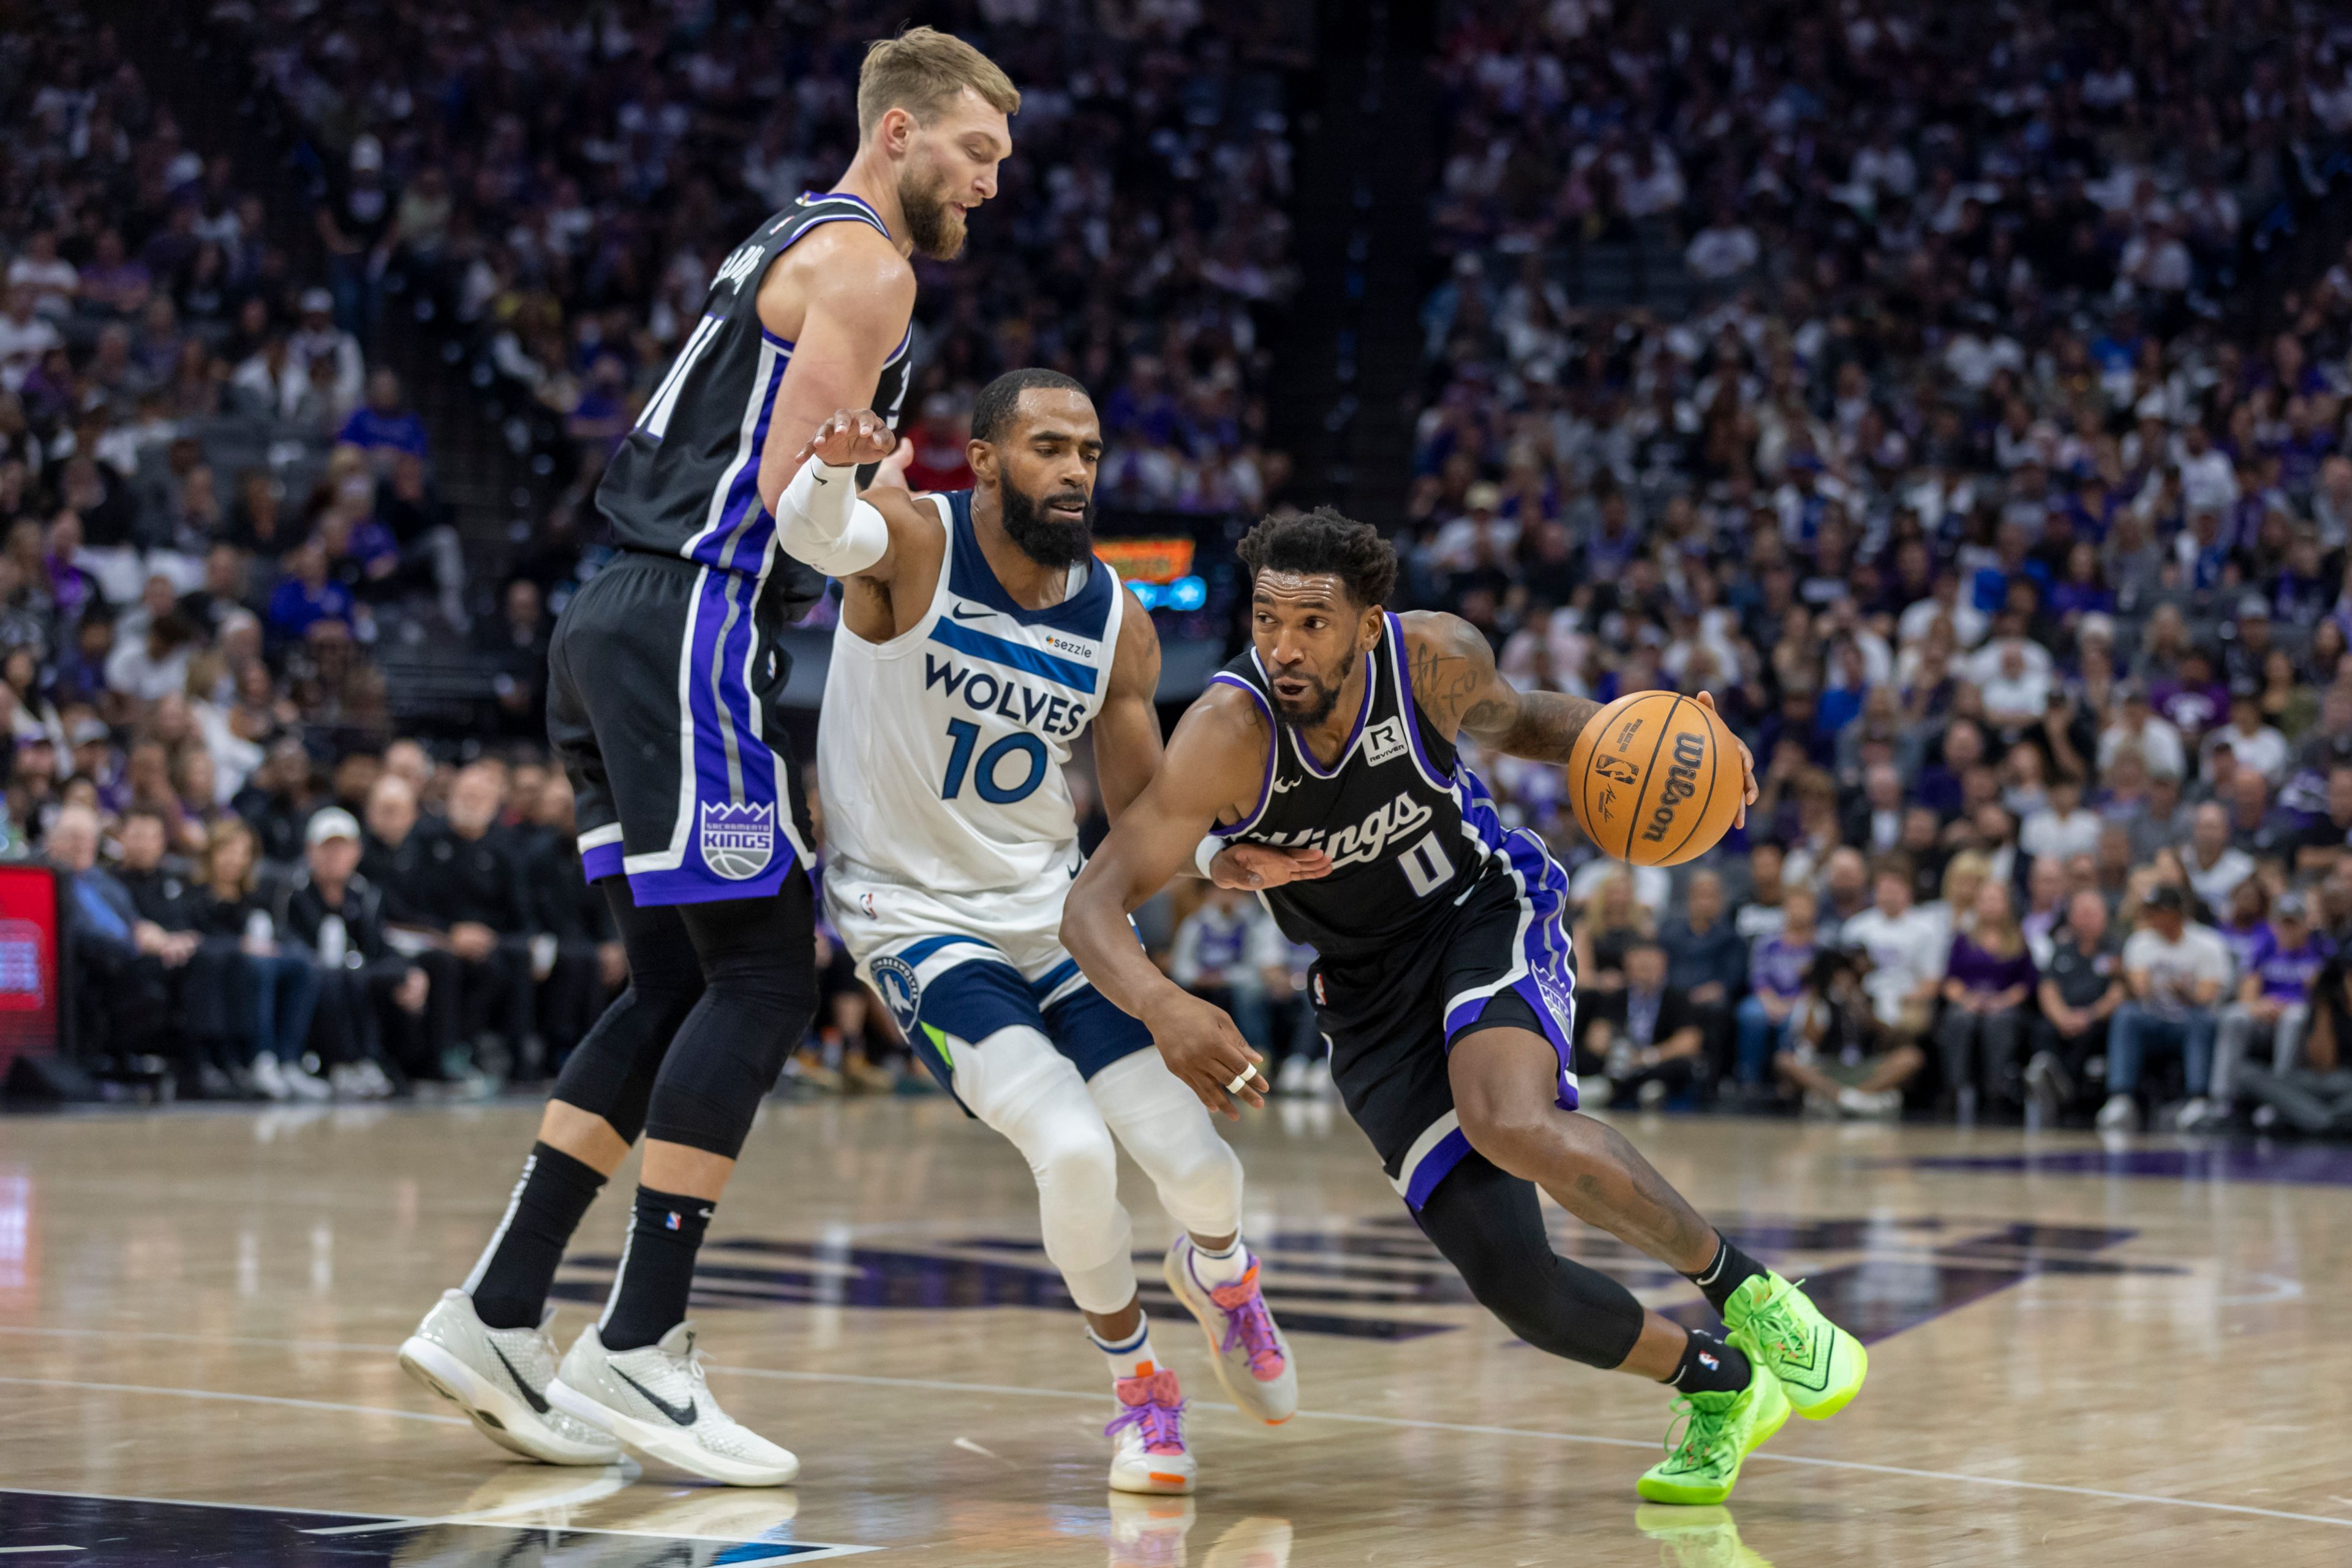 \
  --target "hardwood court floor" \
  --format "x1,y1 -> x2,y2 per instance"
1,1094 -> 2347,1566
